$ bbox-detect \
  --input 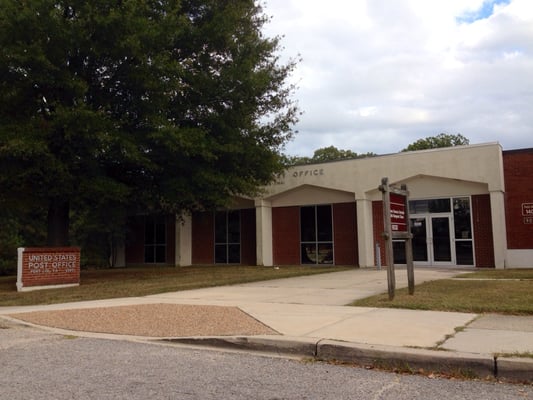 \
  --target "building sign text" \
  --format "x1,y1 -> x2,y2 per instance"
17,247 -> 81,292
390,193 -> 407,232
